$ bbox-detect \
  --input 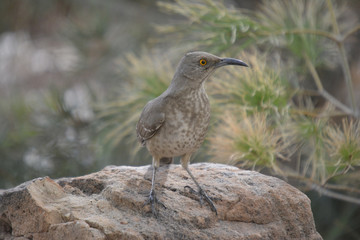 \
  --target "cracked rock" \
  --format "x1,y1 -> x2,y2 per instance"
0,163 -> 322,240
